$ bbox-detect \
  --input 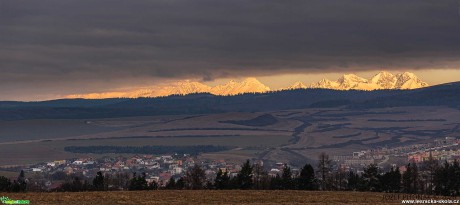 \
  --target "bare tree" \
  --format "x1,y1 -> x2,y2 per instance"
334,166 -> 347,191
317,152 -> 332,190
426,151 -> 438,194
253,163 -> 264,190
